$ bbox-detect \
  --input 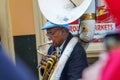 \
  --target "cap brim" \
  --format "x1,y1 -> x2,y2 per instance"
41,22 -> 57,30
41,21 -> 69,30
